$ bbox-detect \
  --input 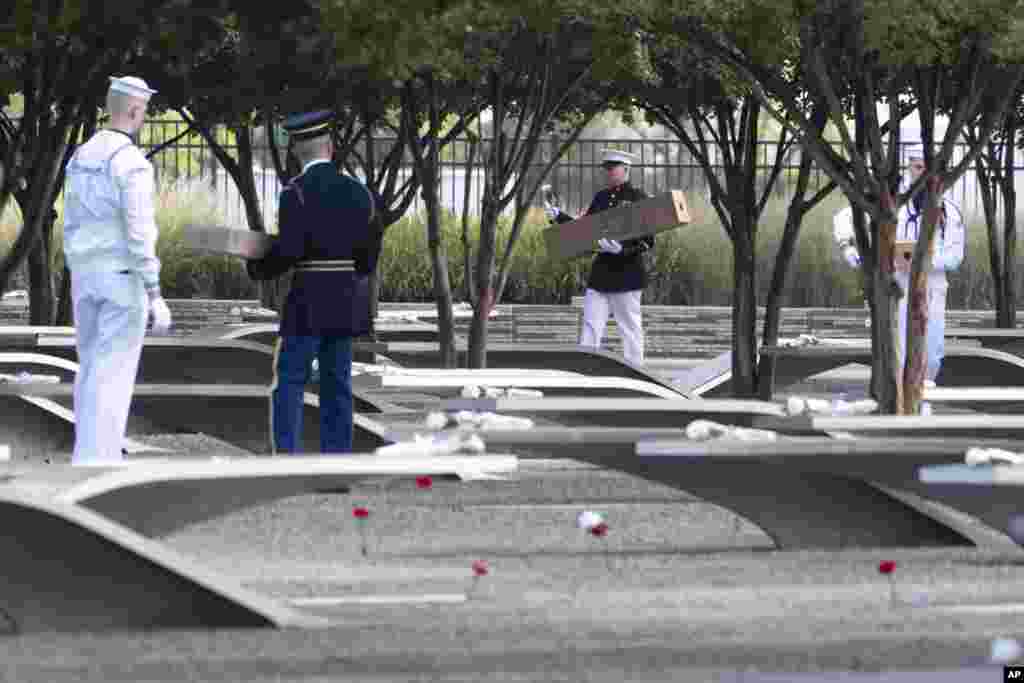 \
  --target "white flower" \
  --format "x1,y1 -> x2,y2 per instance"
577,510 -> 605,530
424,412 -> 449,430
966,447 -> 1024,467
461,385 -> 482,399
786,397 -> 806,415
